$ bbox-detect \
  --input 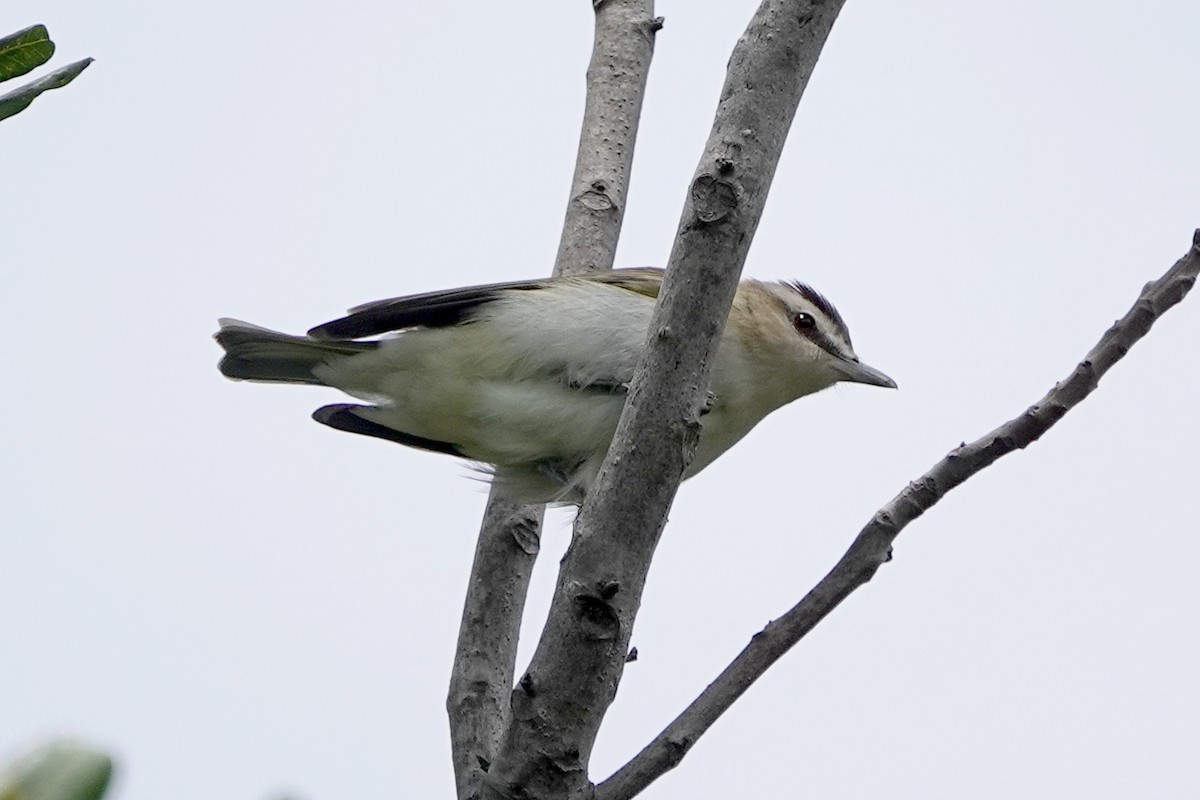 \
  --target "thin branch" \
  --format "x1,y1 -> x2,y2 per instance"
449,499 -> 542,799
555,3 -> 665,273
483,2 -> 848,798
596,230 -> 1200,800
448,2 -> 660,797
